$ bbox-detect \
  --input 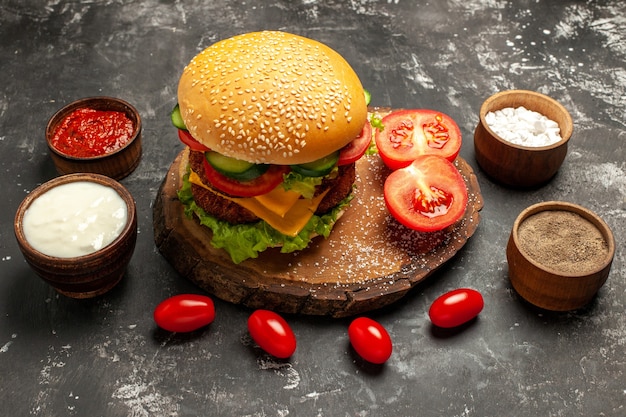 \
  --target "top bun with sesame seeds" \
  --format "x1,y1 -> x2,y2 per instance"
177,30 -> 368,165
